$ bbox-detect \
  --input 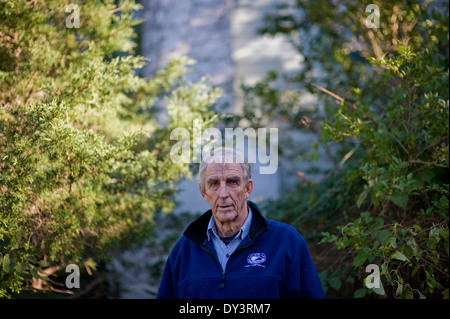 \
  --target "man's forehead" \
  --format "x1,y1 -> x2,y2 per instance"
204,162 -> 244,178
